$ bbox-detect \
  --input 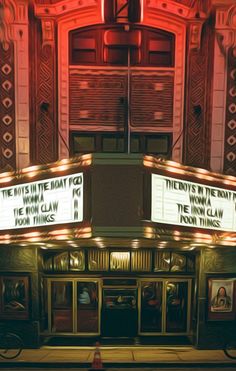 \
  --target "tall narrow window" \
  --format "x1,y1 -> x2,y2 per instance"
147,30 -> 175,67
70,30 -> 97,64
